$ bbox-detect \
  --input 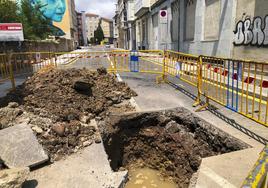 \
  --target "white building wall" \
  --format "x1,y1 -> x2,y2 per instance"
180,0 -> 236,57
